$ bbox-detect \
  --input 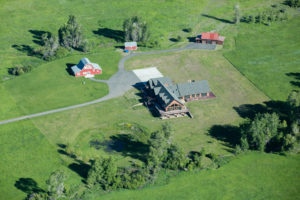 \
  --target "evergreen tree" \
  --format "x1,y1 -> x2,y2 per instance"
58,15 -> 84,50
41,33 -> 59,60
123,16 -> 150,42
